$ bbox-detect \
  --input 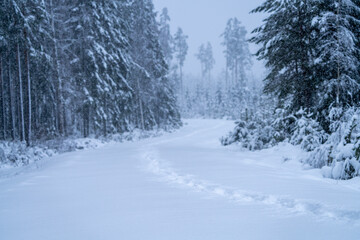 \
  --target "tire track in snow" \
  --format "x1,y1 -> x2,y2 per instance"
143,149 -> 360,224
